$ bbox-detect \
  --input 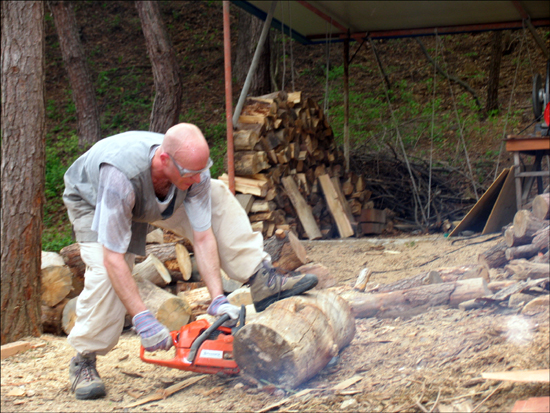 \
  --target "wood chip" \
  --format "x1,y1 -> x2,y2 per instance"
331,375 -> 363,391
482,369 -> 549,383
